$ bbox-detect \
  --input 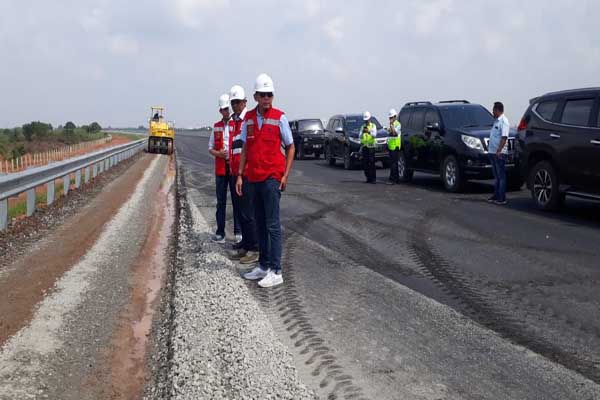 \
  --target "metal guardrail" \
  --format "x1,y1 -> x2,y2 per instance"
0,139 -> 146,230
